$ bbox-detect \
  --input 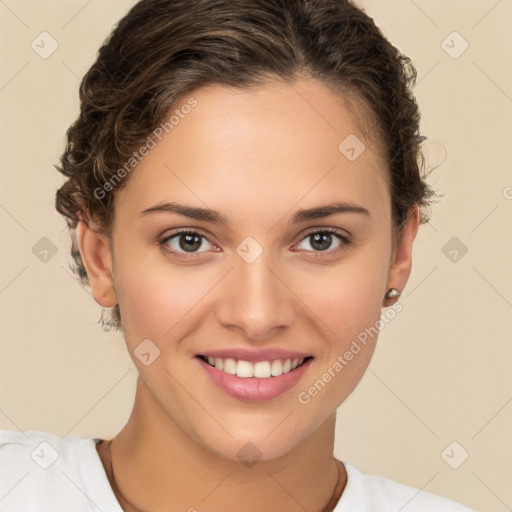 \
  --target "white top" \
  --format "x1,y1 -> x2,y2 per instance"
0,429 -> 475,511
